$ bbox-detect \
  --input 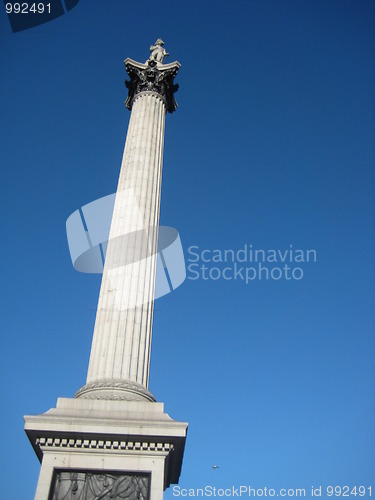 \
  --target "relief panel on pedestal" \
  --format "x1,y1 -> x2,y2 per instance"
49,471 -> 150,500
